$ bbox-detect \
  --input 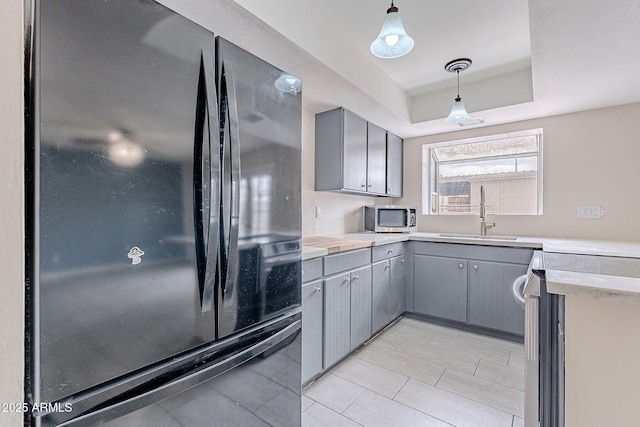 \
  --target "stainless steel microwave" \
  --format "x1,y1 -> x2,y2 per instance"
364,205 -> 417,233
